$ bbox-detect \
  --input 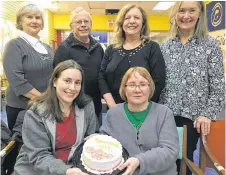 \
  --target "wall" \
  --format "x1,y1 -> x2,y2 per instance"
1,1 -> 22,77
39,10 -> 57,45
48,10 -> 57,42
1,1 -> 56,45
206,1 -> 226,72
1,1 -> 21,22
54,14 -> 170,32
